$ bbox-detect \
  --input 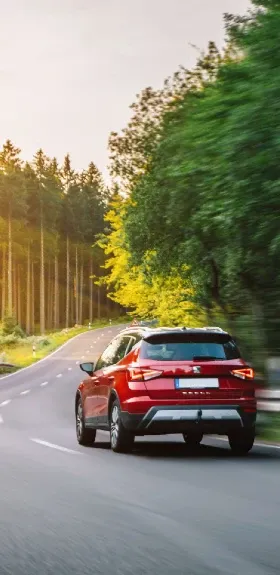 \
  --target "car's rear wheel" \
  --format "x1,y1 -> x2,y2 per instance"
228,428 -> 255,455
110,400 -> 134,453
76,398 -> 96,446
182,431 -> 203,447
